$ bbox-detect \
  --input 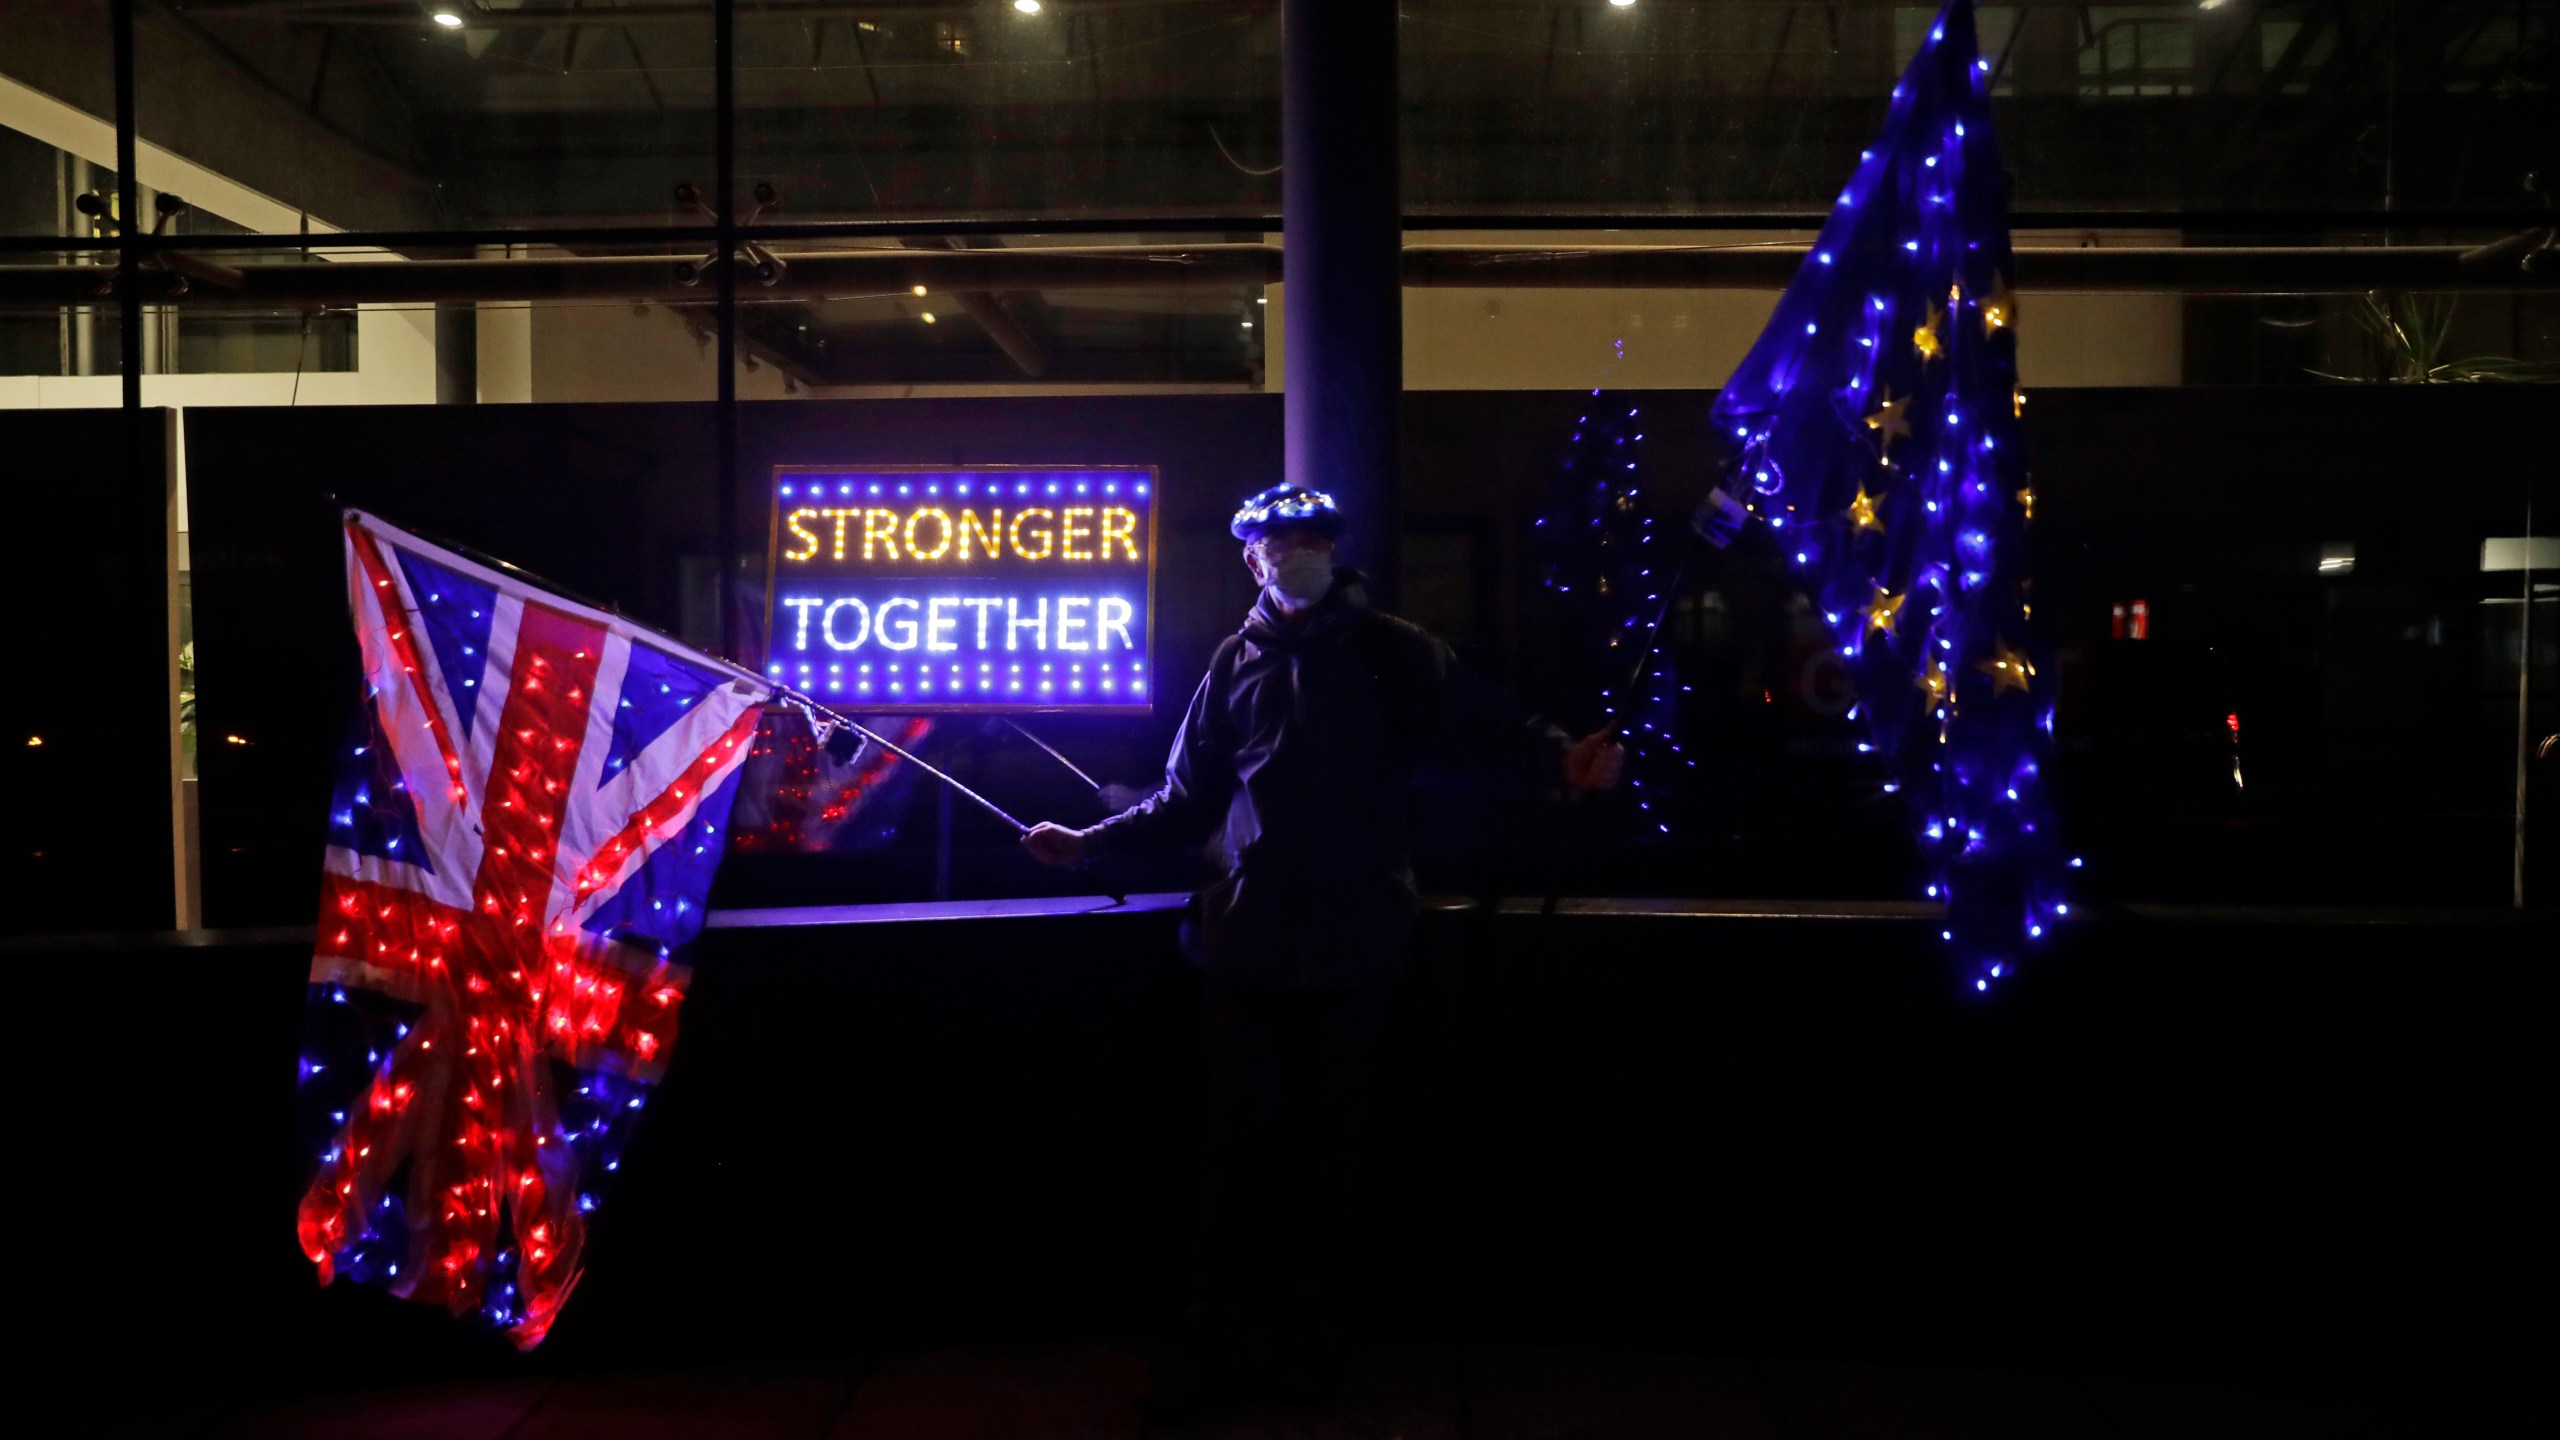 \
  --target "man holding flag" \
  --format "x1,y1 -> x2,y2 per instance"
1024,483 -> 1623,1413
